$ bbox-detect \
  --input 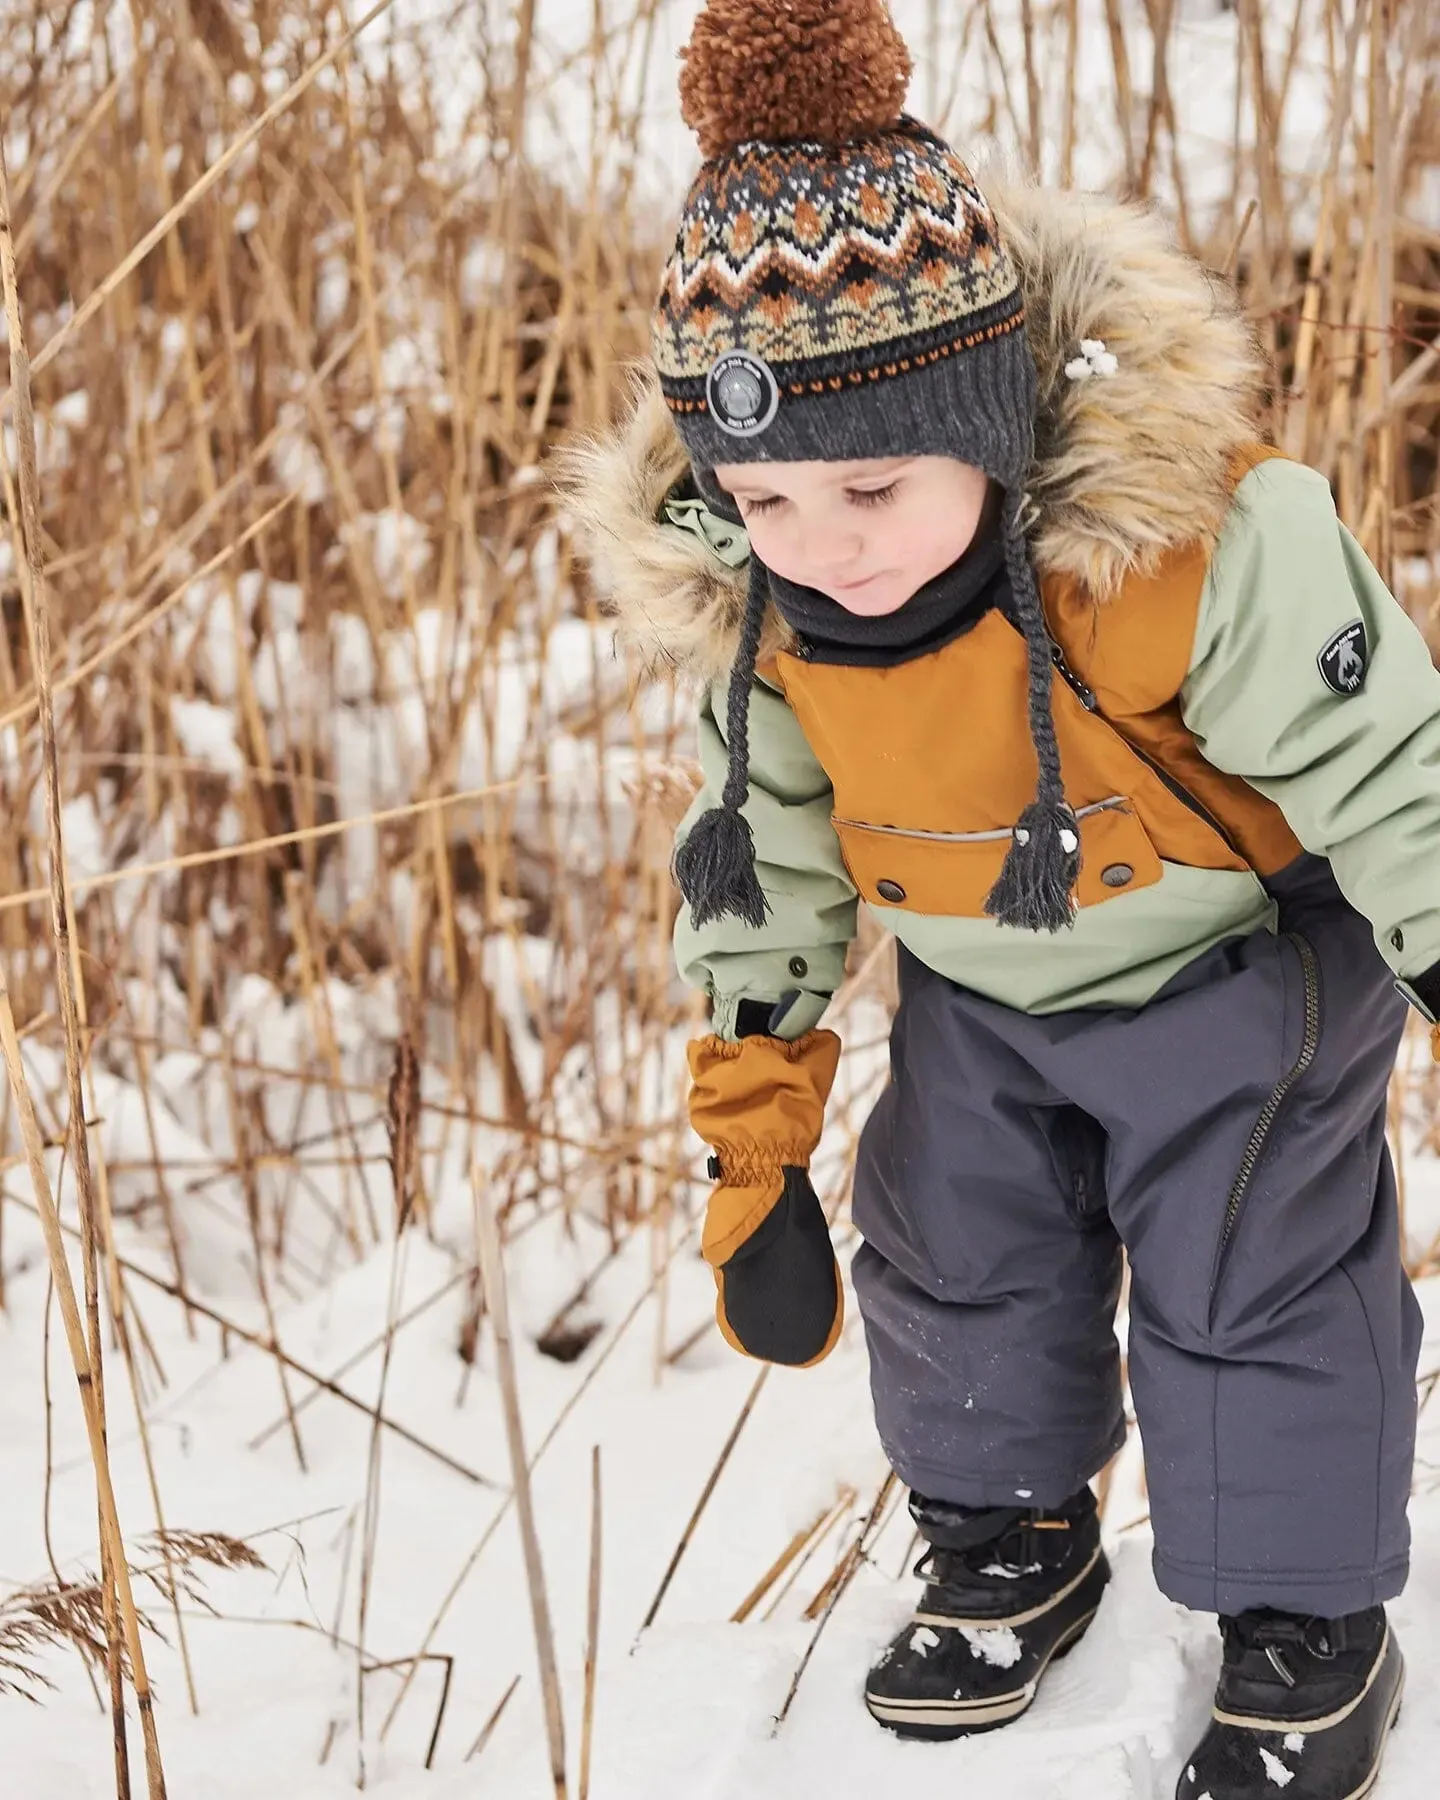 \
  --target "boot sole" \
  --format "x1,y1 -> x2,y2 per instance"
863,1602 -> 1100,1740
